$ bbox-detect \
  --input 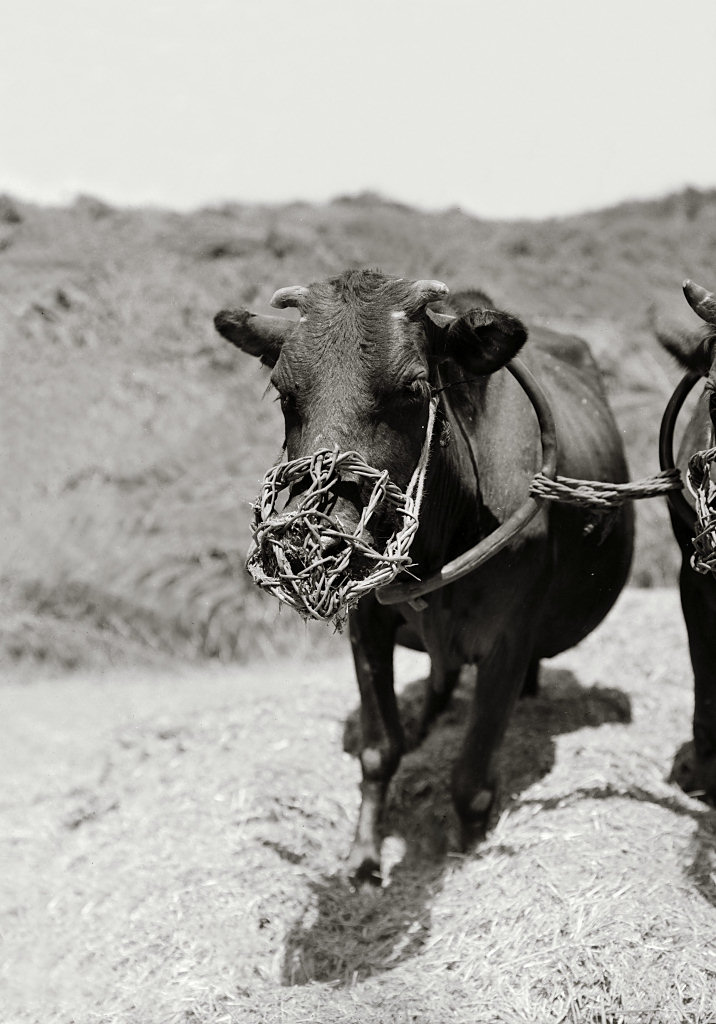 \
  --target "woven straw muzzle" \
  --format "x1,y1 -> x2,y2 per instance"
246,400 -> 438,625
